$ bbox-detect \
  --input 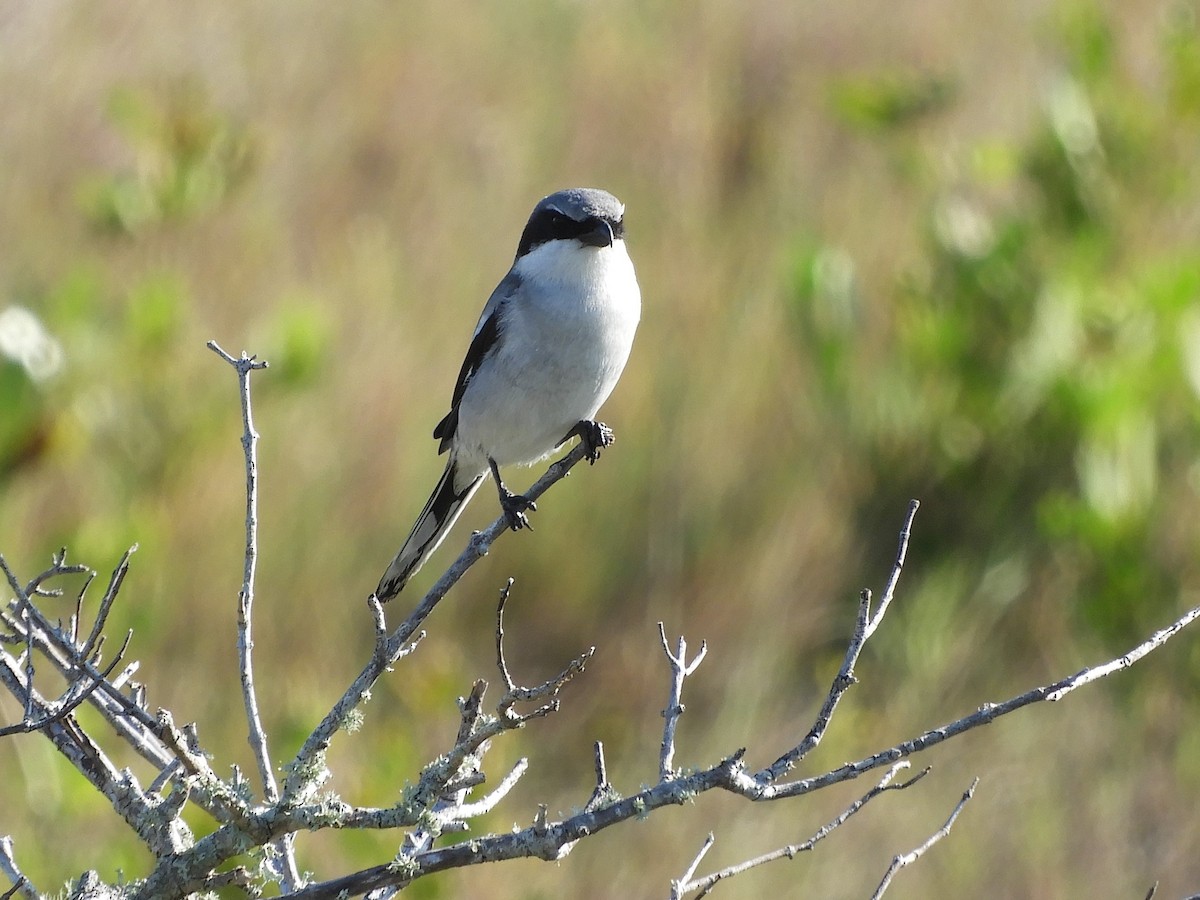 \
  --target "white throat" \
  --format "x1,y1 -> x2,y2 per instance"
514,238 -> 634,295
